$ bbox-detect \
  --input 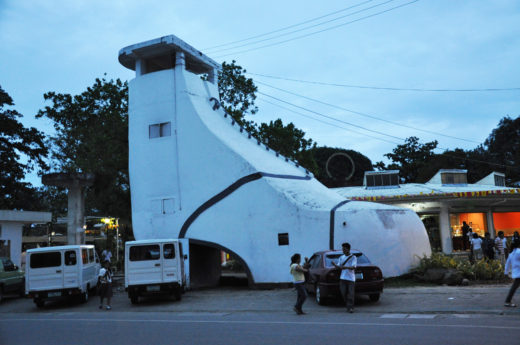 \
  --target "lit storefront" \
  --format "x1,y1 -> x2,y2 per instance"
336,170 -> 520,254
